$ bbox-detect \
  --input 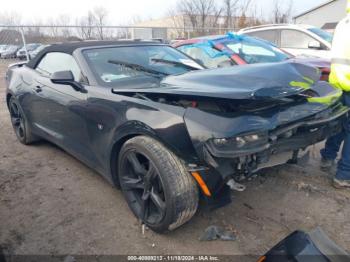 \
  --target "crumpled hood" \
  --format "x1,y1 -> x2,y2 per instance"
289,57 -> 331,69
159,61 -> 321,100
